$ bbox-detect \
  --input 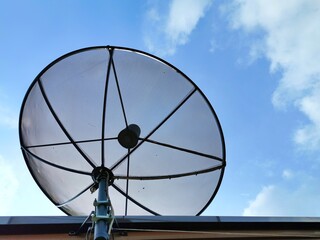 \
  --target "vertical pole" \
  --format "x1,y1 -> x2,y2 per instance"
94,176 -> 109,240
